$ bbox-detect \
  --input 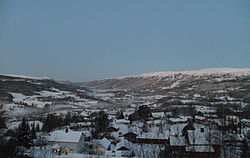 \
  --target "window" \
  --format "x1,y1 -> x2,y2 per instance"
201,128 -> 204,133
